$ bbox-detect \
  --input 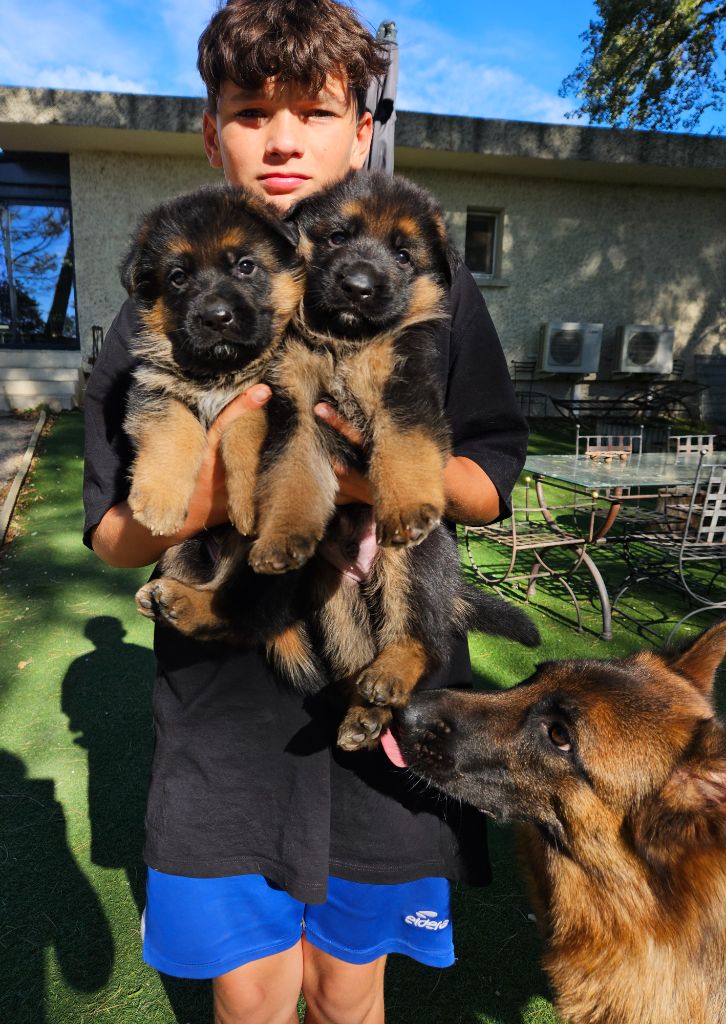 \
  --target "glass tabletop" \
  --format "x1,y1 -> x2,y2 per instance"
524,452 -> 705,489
